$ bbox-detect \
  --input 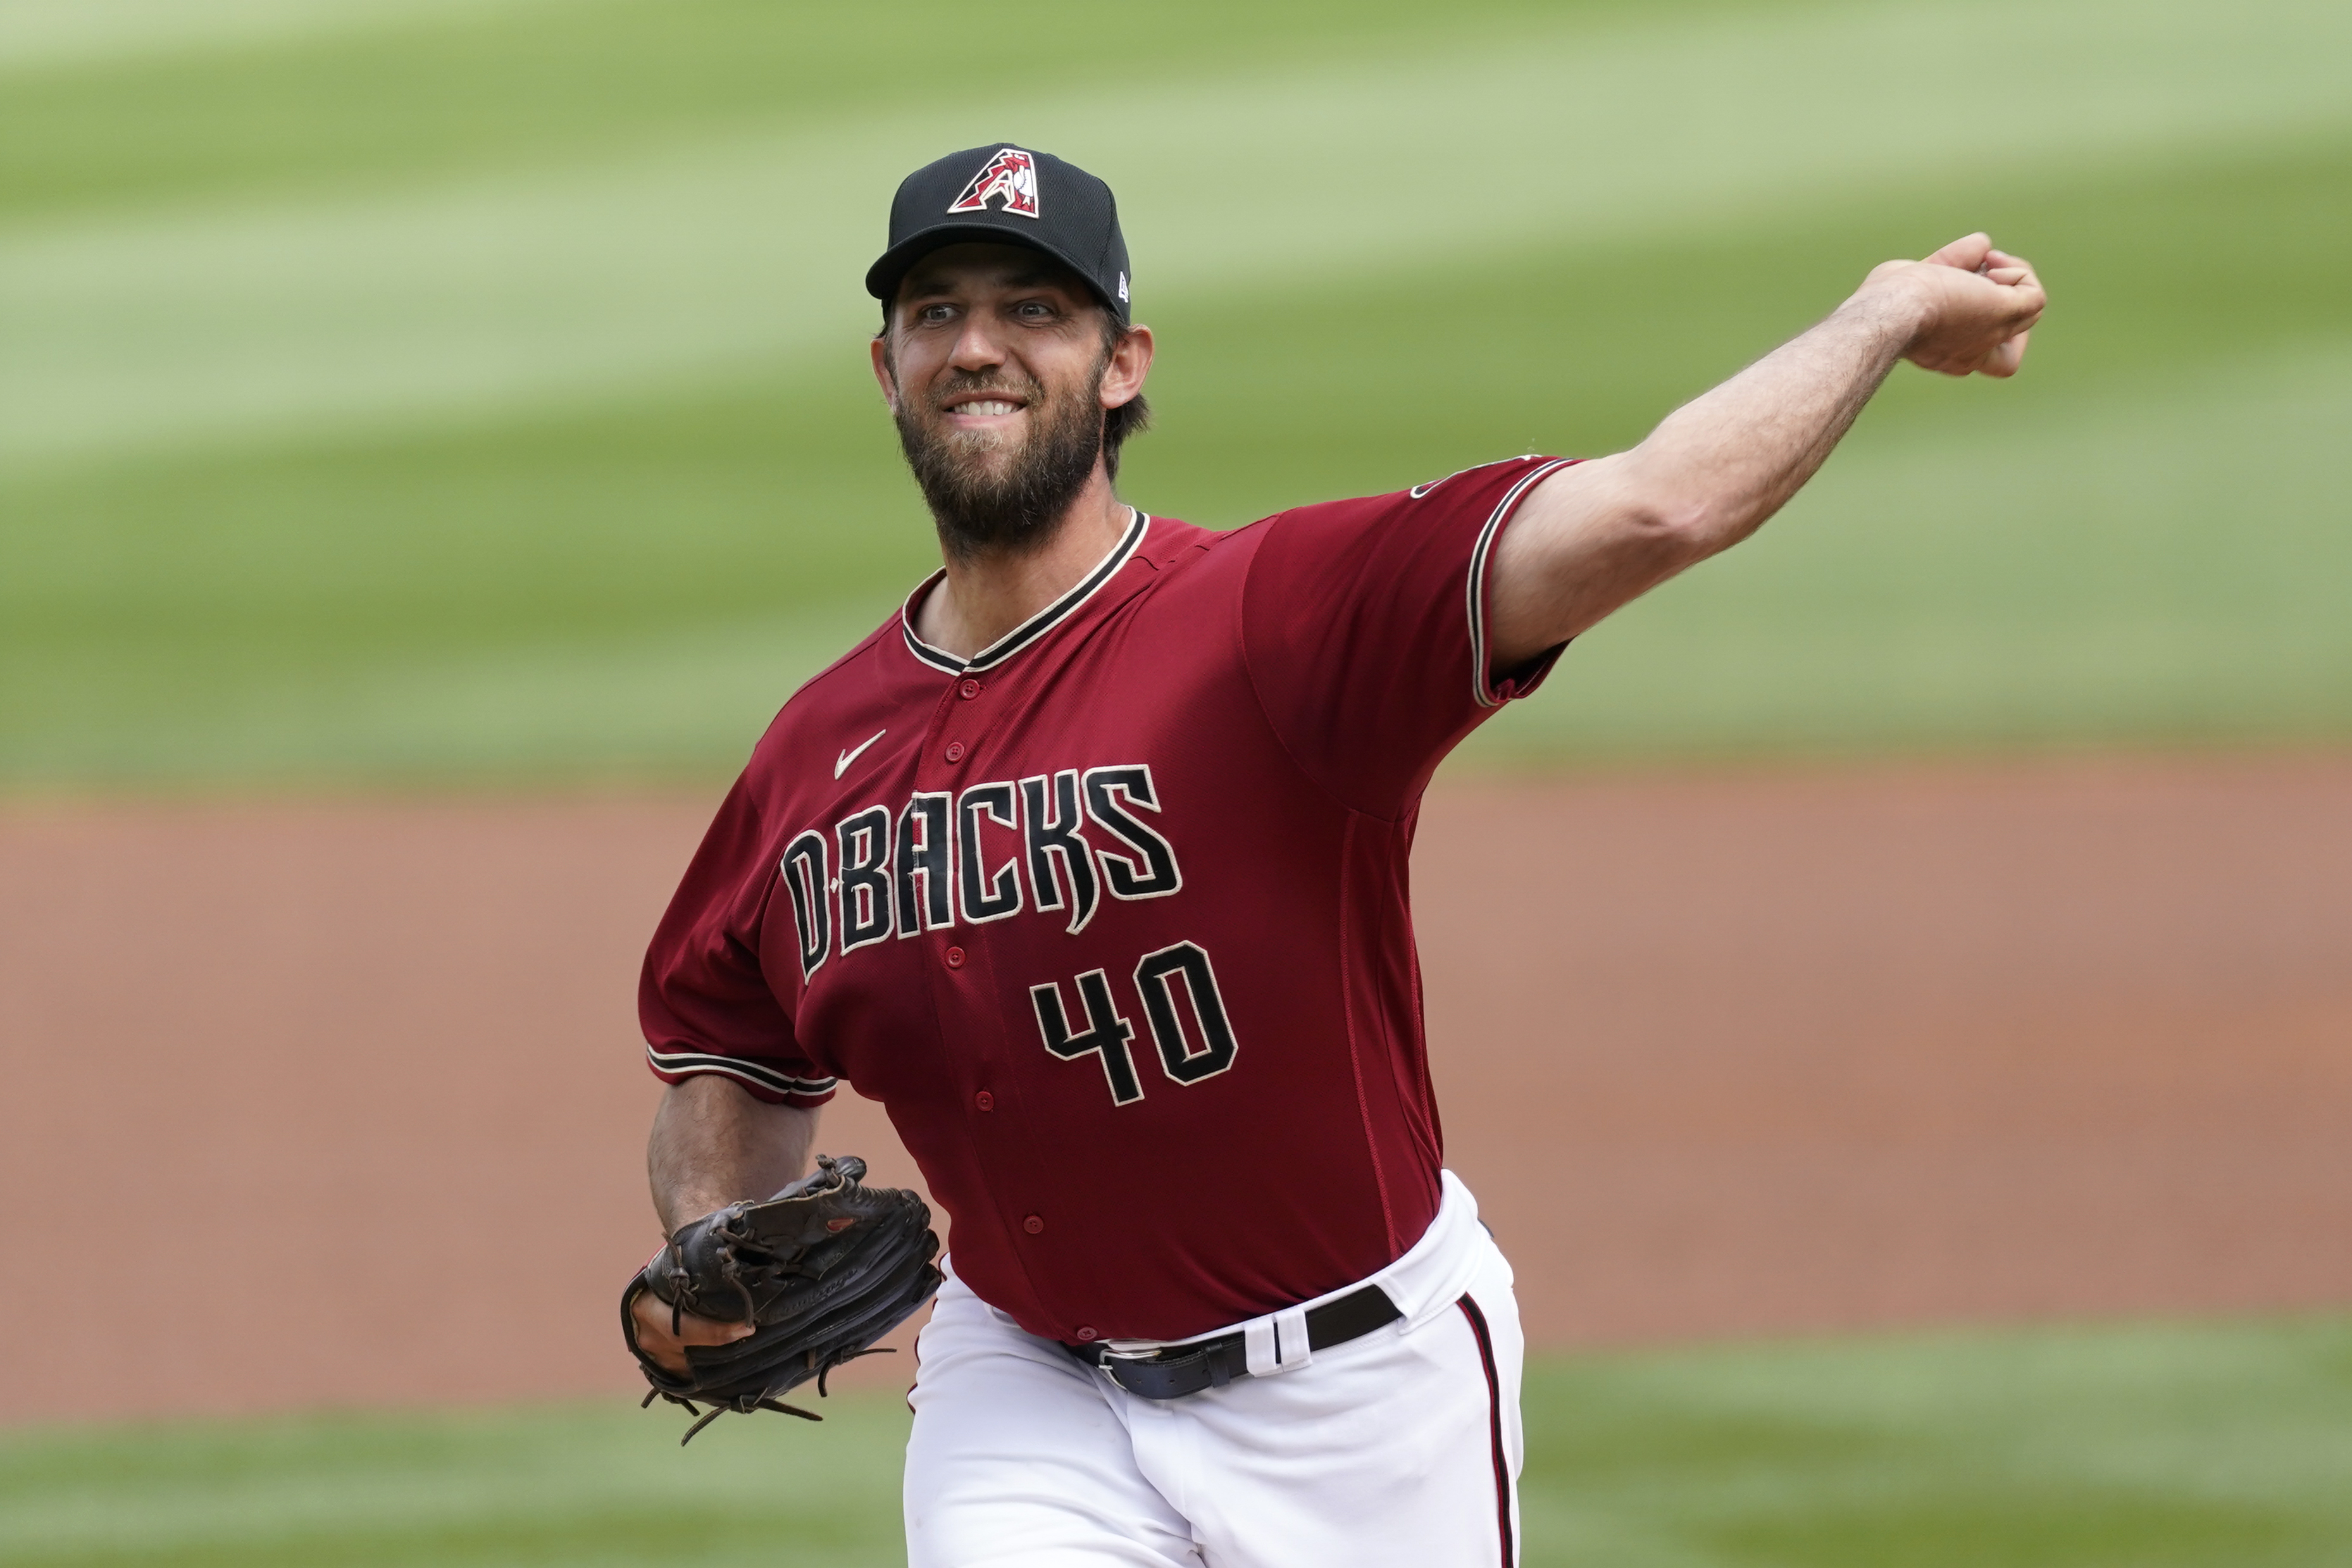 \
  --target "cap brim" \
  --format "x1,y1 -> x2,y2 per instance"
864,224 -> 1124,320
